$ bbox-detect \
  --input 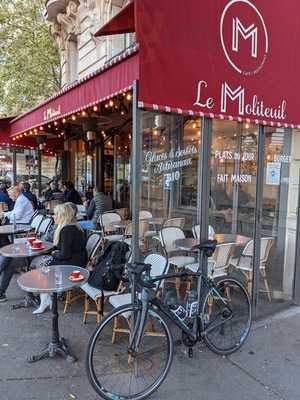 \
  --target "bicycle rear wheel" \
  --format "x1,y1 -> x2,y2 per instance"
86,304 -> 173,400
202,278 -> 251,355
